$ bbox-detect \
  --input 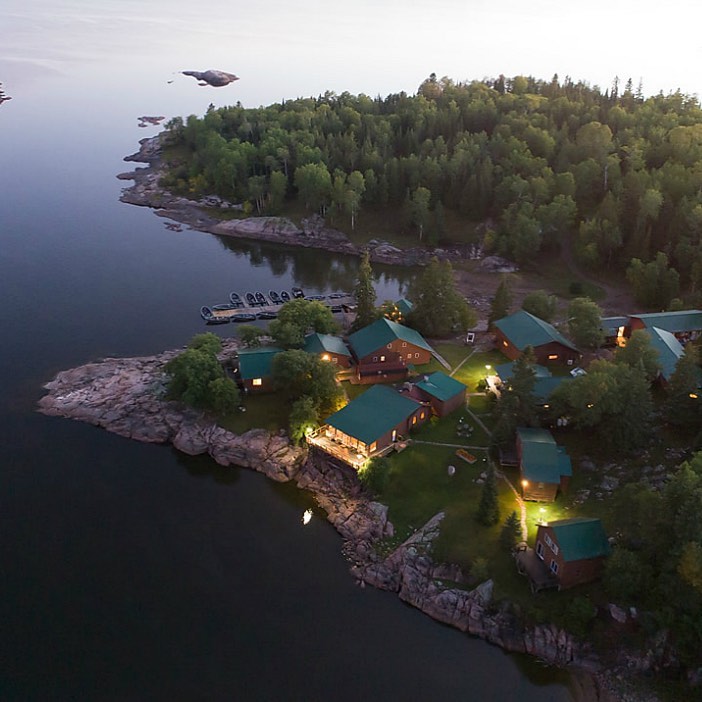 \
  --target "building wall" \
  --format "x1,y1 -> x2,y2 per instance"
420,389 -> 466,417
494,330 -> 579,365
494,329 -> 521,360
356,339 -> 432,368
521,476 -> 559,502
315,351 -> 352,369
243,376 -> 275,394
535,526 -> 606,589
